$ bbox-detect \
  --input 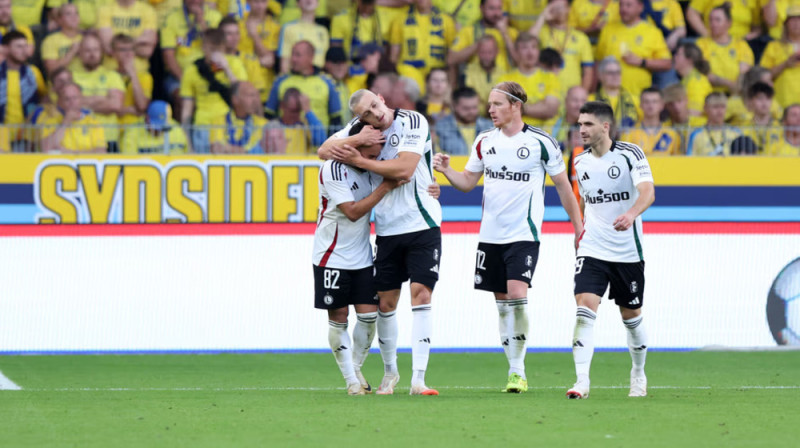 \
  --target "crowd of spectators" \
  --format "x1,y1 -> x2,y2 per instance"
0,0 -> 798,155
